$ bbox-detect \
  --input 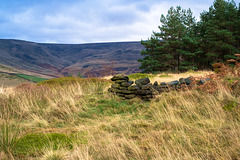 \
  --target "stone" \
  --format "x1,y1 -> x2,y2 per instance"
125,94 -> 136,99
111,83 -> 120,89
142,83 -> 152,90
153,85 -> 162,92
136,90 -> 152,95
200,78 -> 211,85
111,74 -> 129,81
116,93 -> 125,97
115,80 -> 128,84
128,85 -> 139,91
179,76 -> 193,85
135,78 -> 150,88
129,81 -> 134,85
121,81 -> 133,87
119,90 -> 132,94
115,89 -> 121,93
167,80 -> 179,86
160,82 -> 167,86
153,81 -> 158,86
119,87 -> 128,90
